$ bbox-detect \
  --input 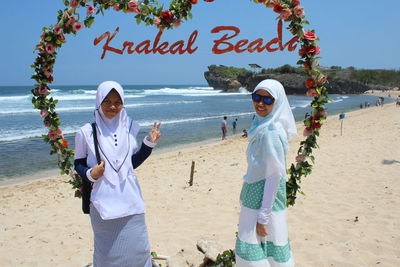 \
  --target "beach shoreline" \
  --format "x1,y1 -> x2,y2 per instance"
1,102 -> 399,266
